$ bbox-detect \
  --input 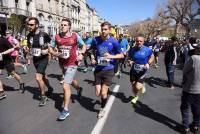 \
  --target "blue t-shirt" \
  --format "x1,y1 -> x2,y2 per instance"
128,46 -> 152,64
119,38 -> 129,53
92,36 -> 122,70
83,37 -> 93,49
